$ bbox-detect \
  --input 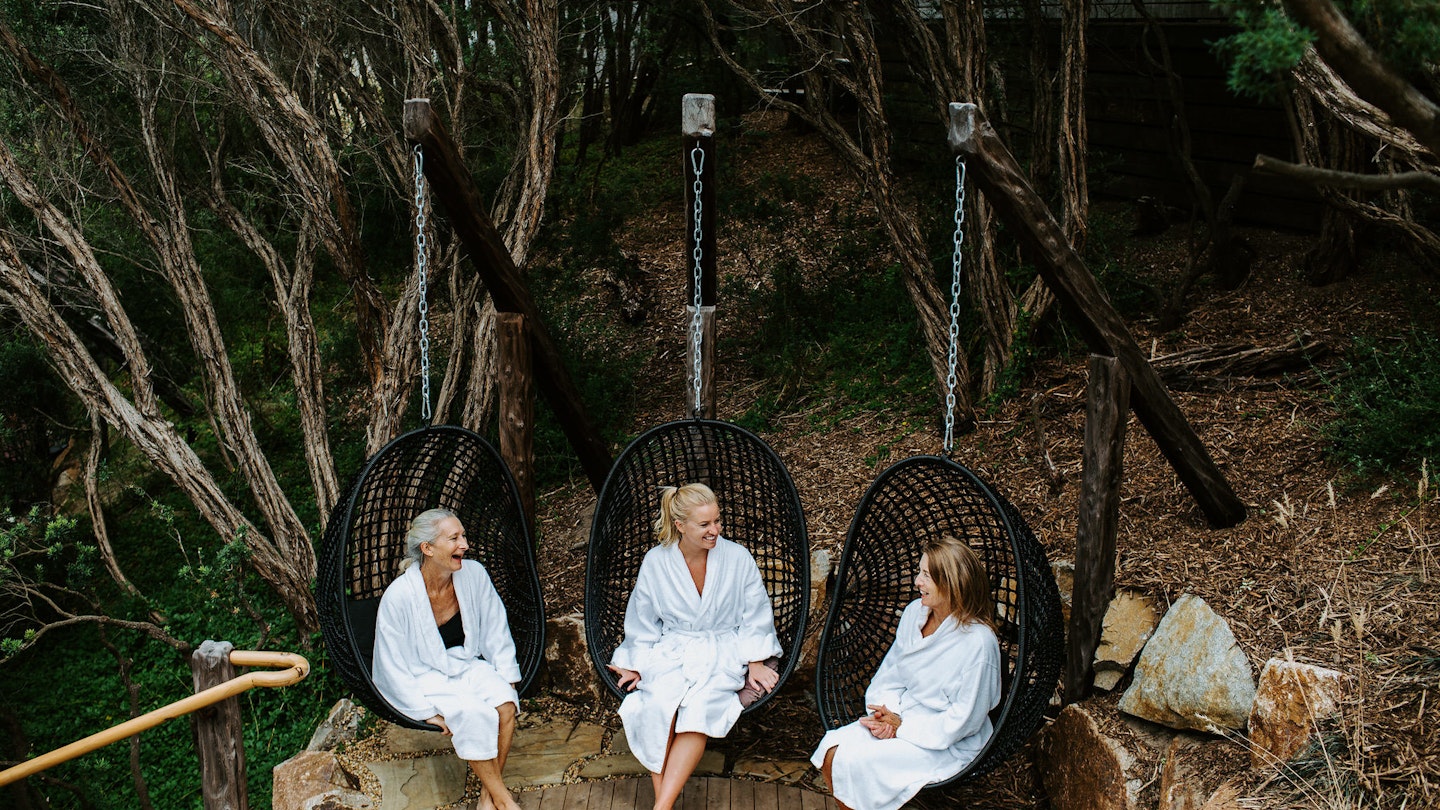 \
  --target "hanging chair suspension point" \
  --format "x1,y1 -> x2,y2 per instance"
402,98 -> 612,490
946,102 -> 1245,528
682,93 -> 717,419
